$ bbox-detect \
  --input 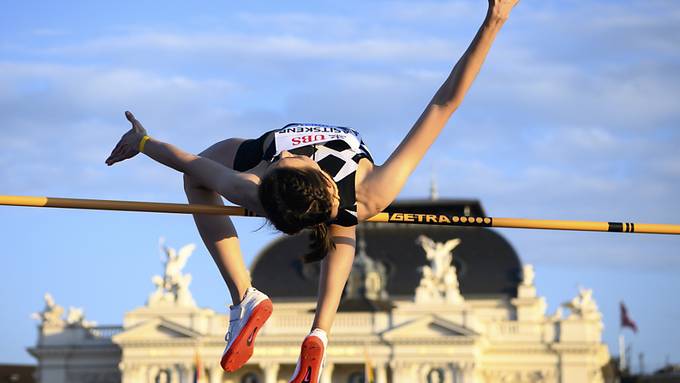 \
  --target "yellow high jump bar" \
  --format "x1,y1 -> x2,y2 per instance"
1,195 -> 679,235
